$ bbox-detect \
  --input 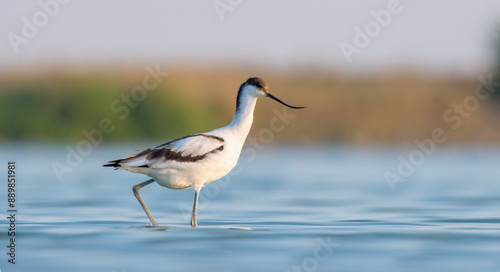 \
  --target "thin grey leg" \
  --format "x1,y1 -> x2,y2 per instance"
190,187 -> 201,227
132,179 -> 157,226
